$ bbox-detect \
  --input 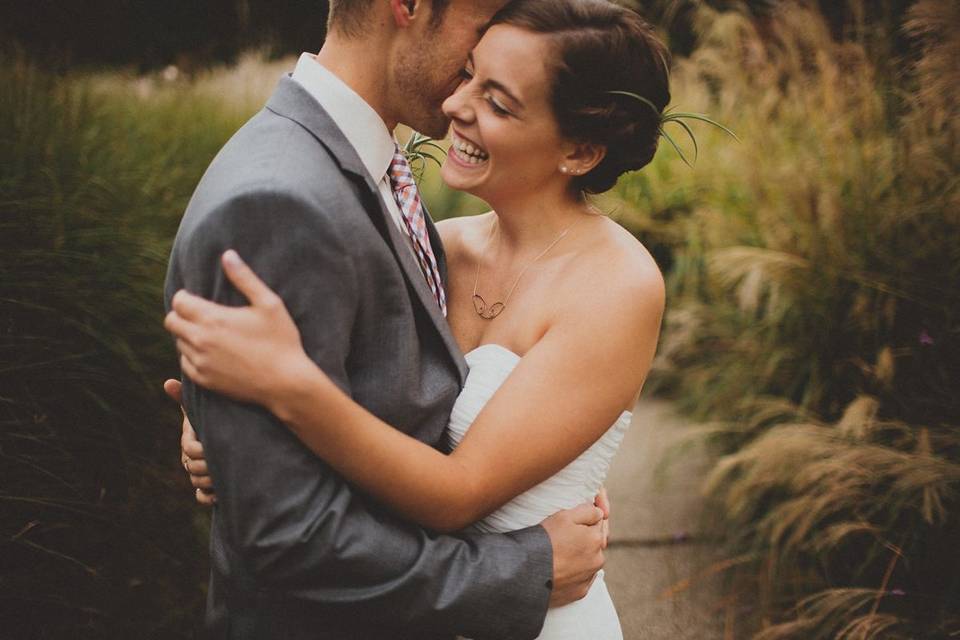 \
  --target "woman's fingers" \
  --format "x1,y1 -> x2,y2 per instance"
168,366 -> 215,506
180,353 -> 203,385
180,409 -> 196,440
184,458 -> 209,476
176,338 -> 202,368
181,424 -> 205,461
180,431 -> 207,460
190,472 -> 214,490
165,253 -> 301,409
222,250 -> 279,308
171,288 -> 224,323
163,378 -> 183,405
164,310 -> 199,346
